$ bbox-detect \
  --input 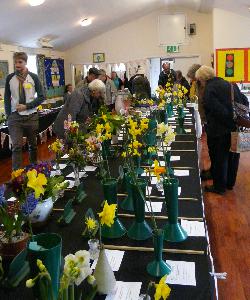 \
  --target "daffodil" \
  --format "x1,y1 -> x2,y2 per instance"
121,152 -> 127,158
153,160 -> 166,181
98,200 -> 117,227
104,132 -> 112,140
96,123 -> 104,135
133,149 -> 141,156
132,140 -> 142,149
27,169 -> 47,199
148,146 -> 156,153
101,113 -> 107,122
157,123 -> 168,136
11,168 -> 25,179
173,91 -> 177,97
154,275 -> 171,300
105,122 -> 112,132
85,217 -> 97,231
164,126 -> 176,146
